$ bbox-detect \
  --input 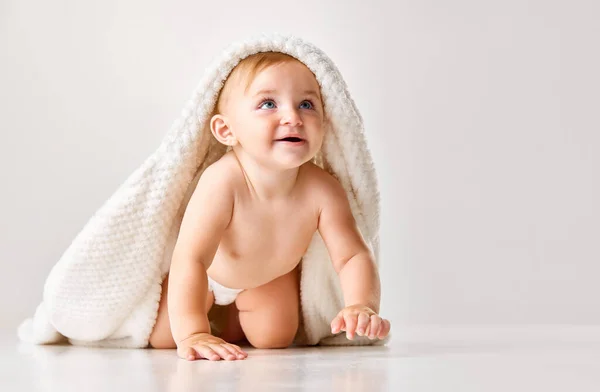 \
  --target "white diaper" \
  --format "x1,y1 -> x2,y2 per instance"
207,276 -> 244,306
